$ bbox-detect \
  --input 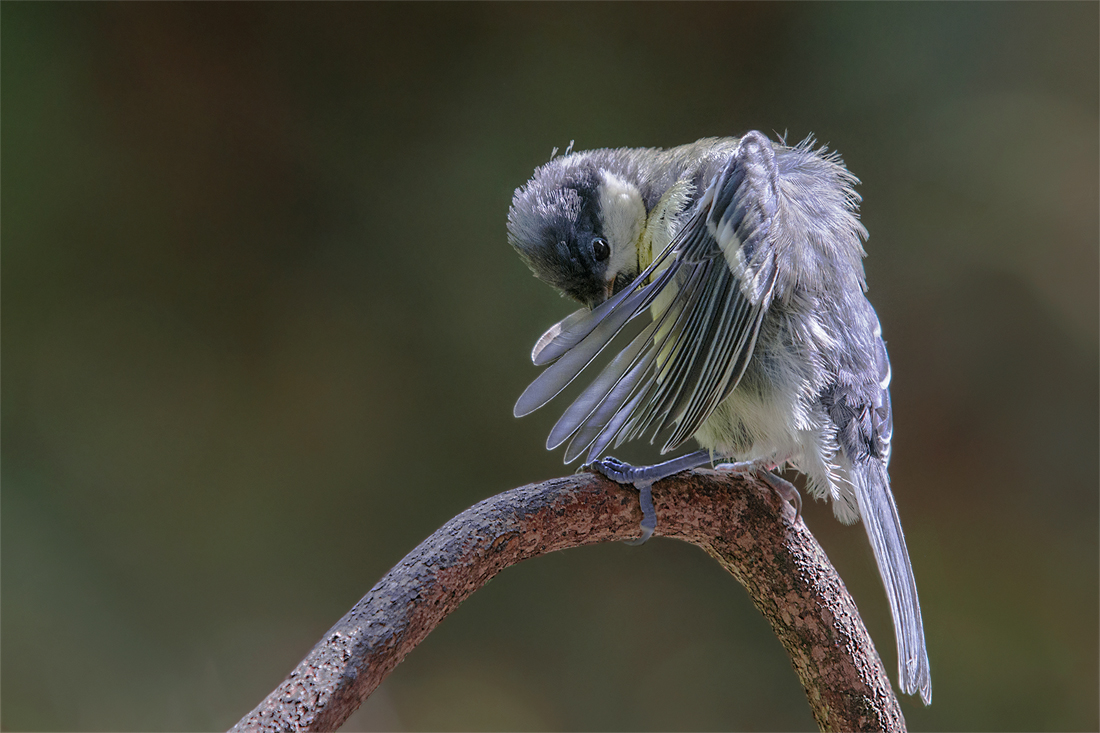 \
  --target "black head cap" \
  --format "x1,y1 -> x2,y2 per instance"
508,156 -> 614,308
